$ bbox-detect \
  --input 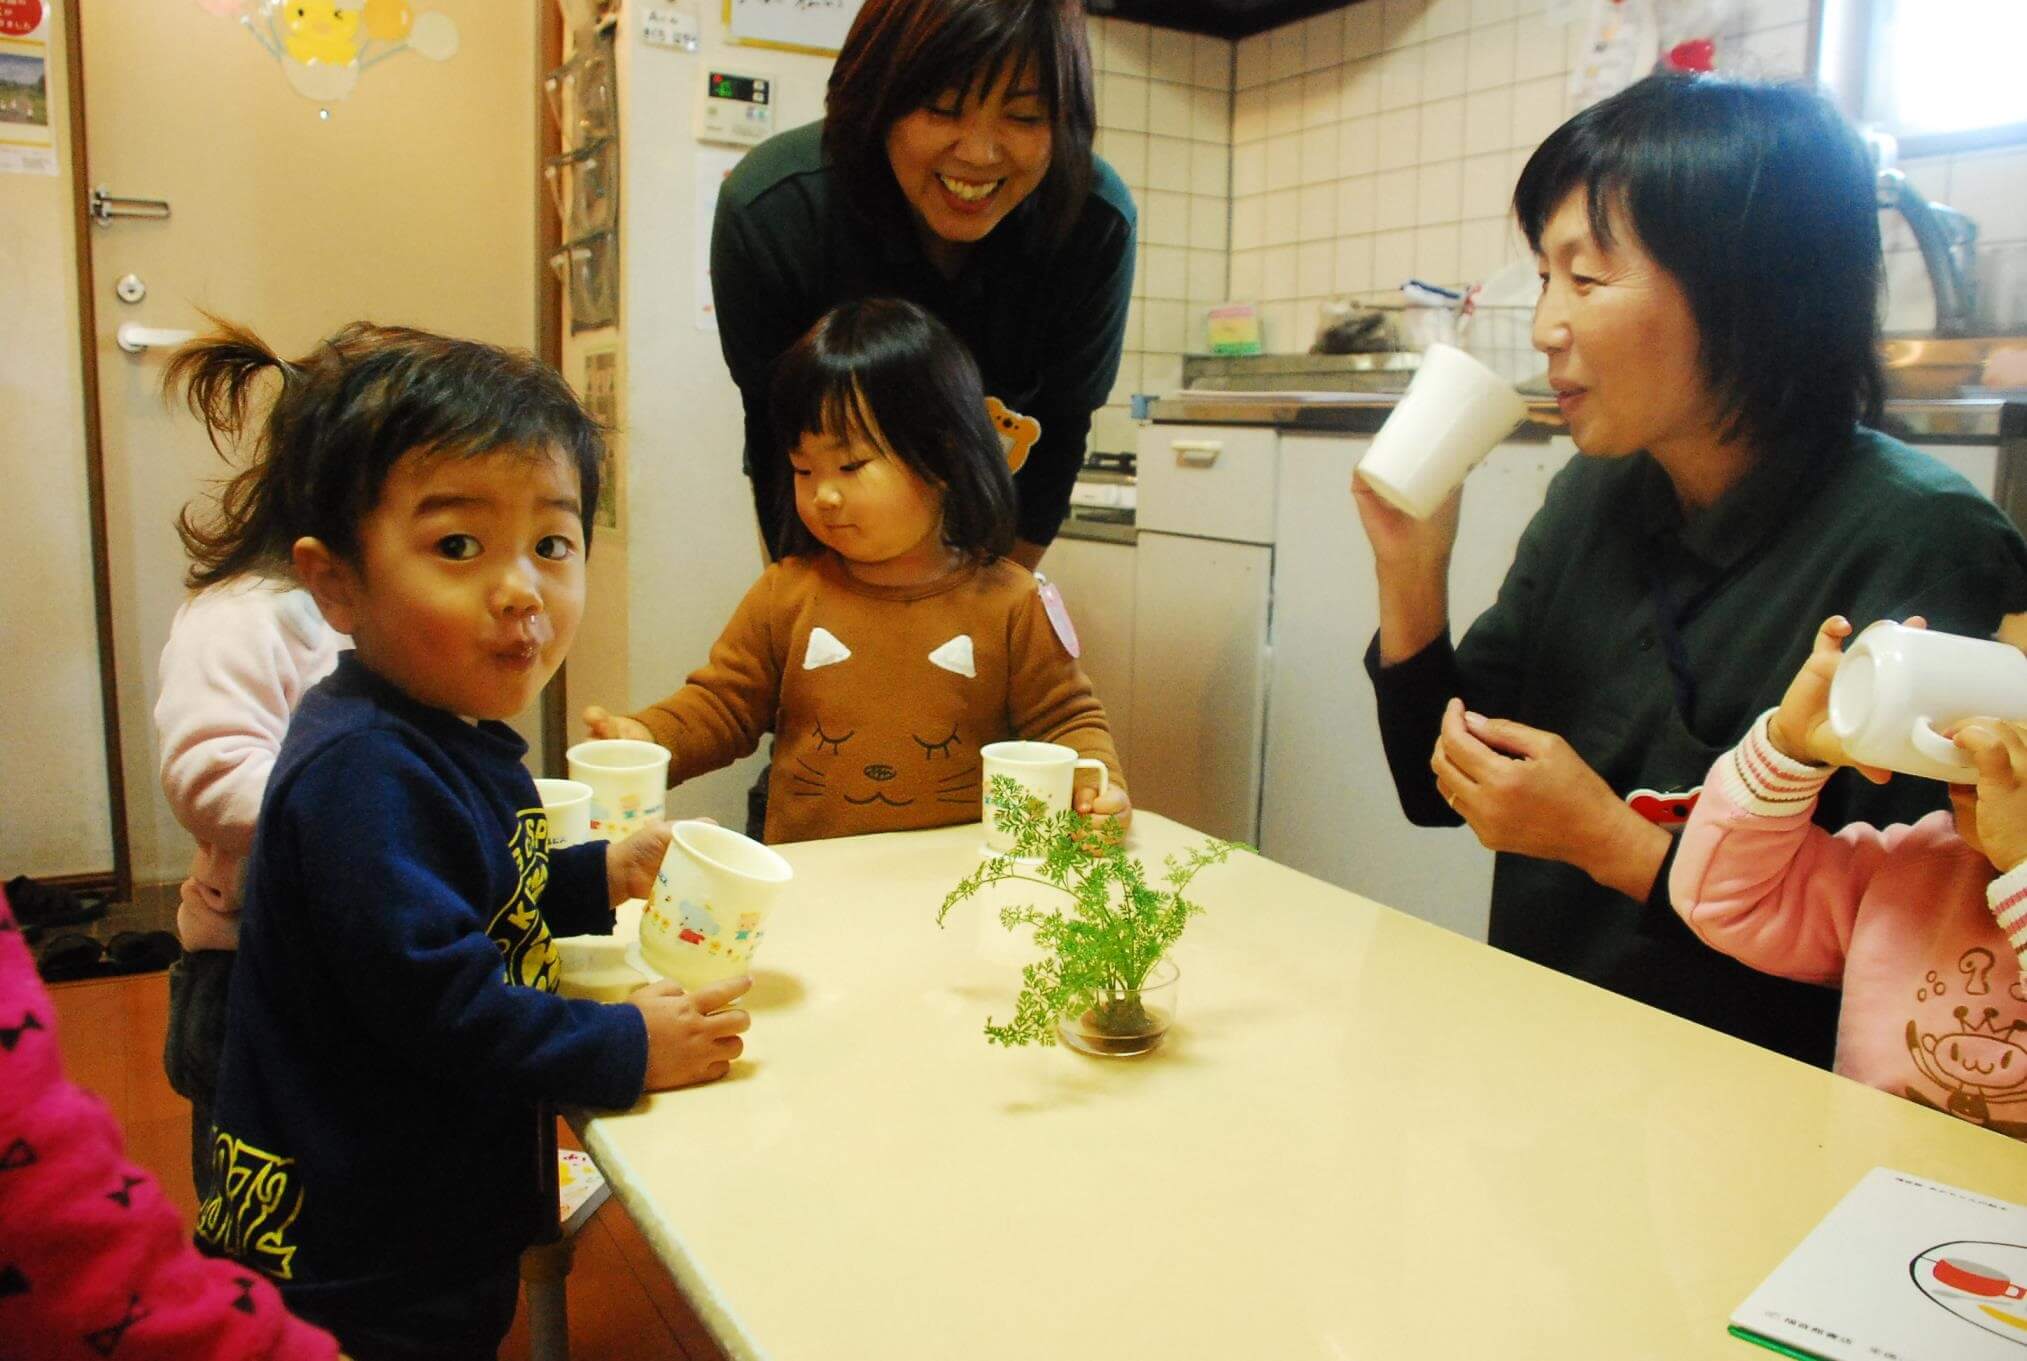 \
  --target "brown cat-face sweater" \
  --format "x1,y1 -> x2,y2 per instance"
630,552 -> 1124,844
